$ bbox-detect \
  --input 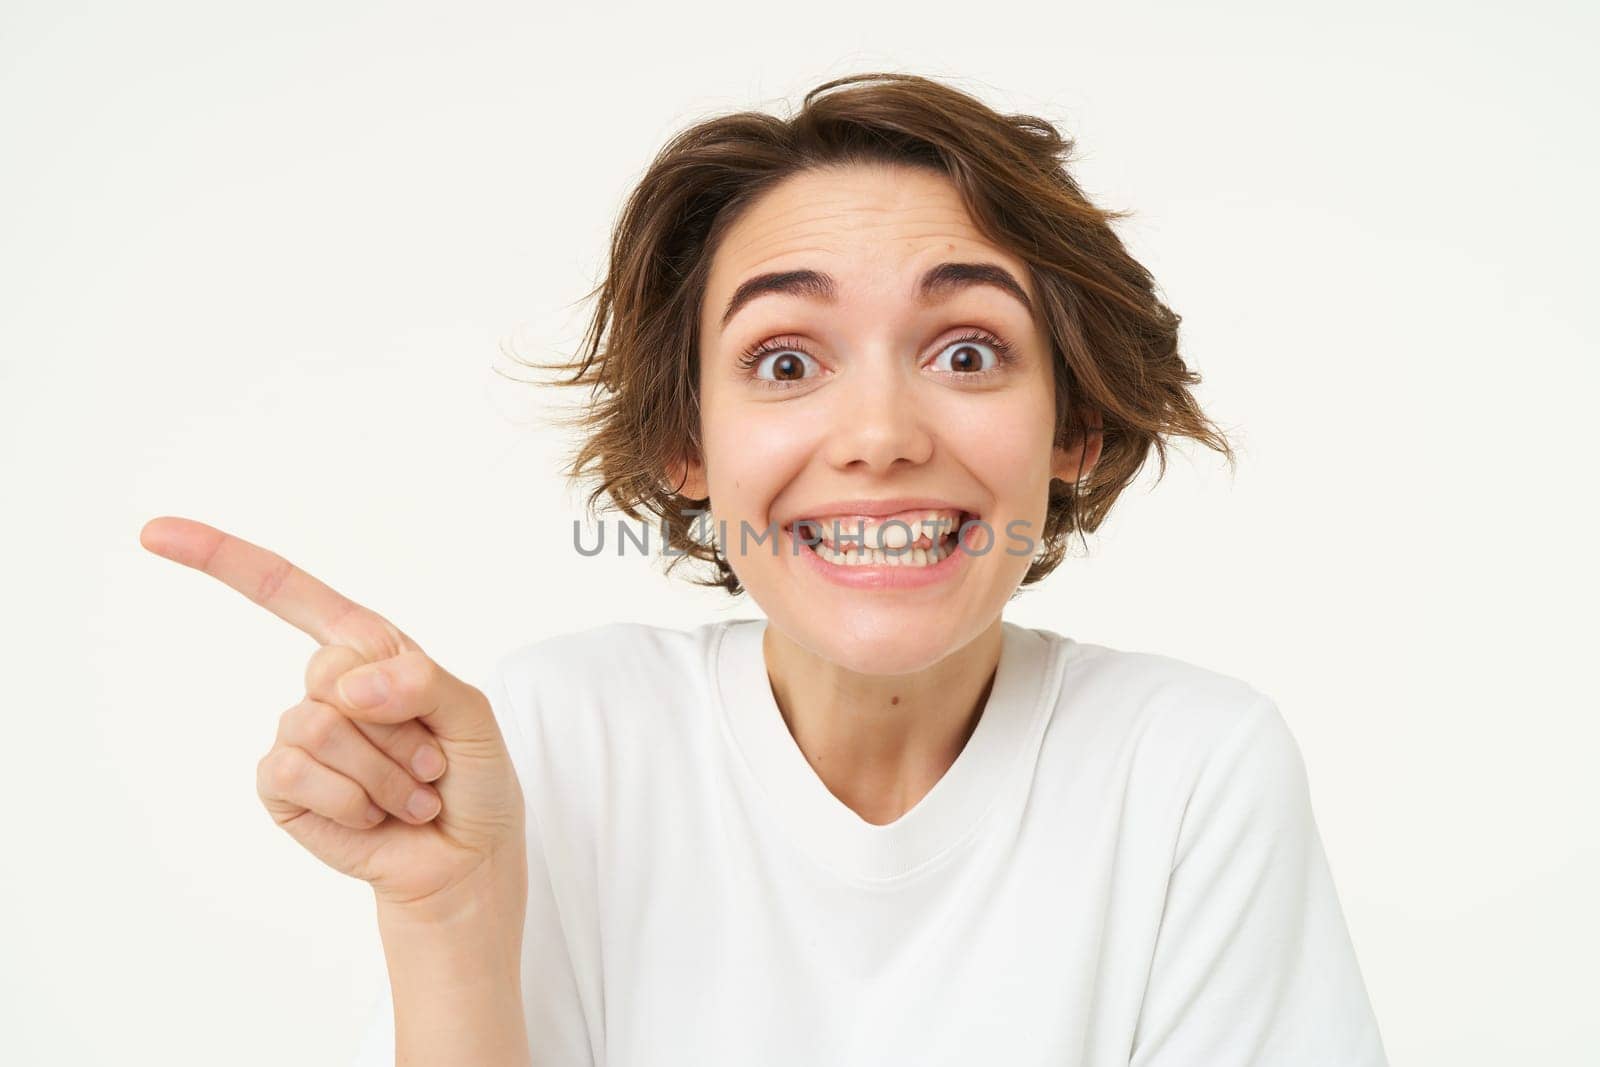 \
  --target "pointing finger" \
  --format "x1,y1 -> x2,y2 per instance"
139,516 -> 418,659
